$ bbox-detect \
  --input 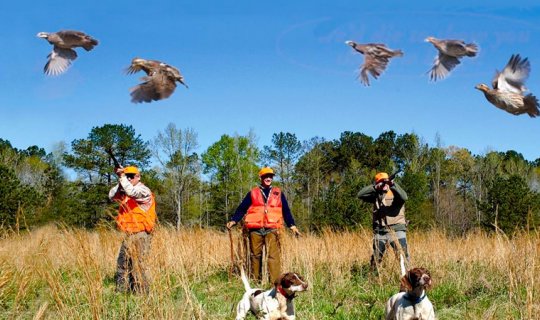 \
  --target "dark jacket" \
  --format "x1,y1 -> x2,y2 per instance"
358,182 -> 408,231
